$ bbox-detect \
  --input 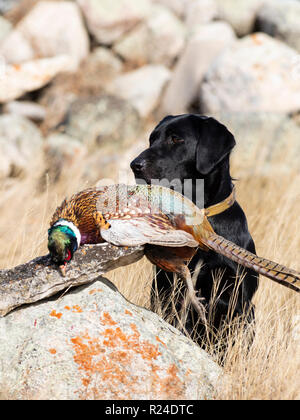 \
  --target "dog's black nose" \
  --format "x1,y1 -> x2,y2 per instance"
130,158 -> 146,173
